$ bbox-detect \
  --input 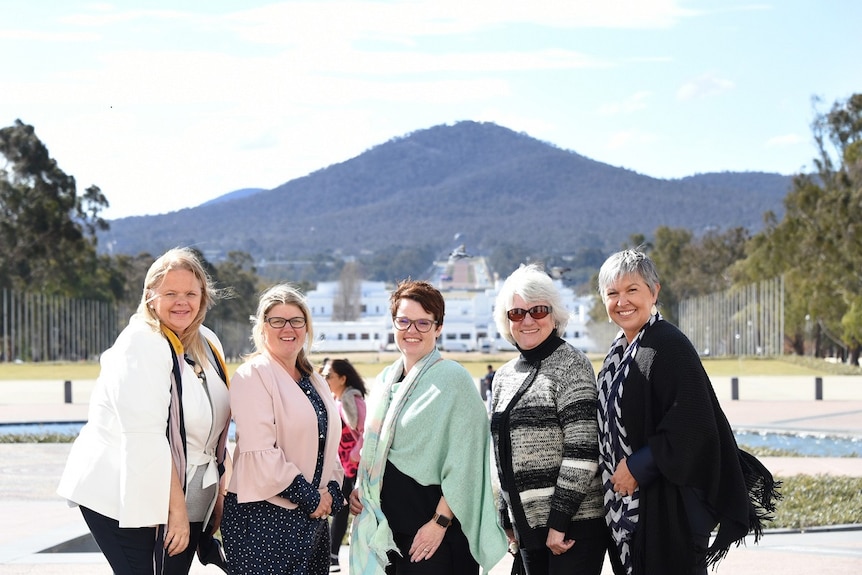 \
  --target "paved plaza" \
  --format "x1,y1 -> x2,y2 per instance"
0,376 -> 860,573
